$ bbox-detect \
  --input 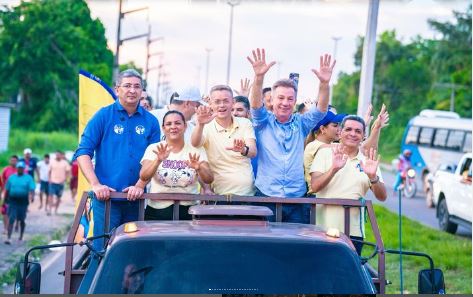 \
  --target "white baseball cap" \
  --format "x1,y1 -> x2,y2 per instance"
174,86 -> 208,106
24,148 -> 32,154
